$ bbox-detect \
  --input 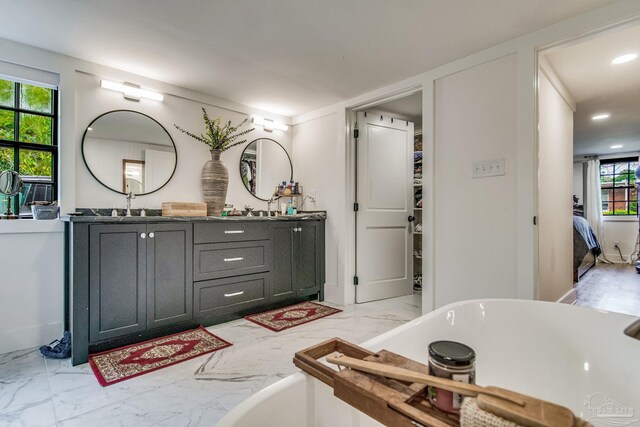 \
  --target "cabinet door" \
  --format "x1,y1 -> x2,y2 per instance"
146,223 -> 193,329
89,224 -> 147,342
271,222 -> 296,301
296,221 -> 321,297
